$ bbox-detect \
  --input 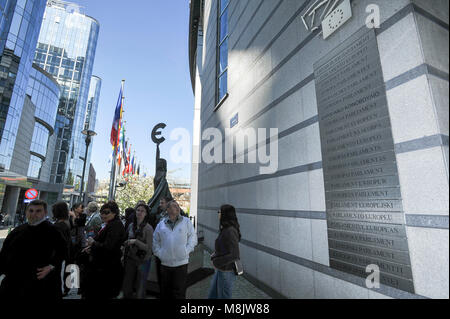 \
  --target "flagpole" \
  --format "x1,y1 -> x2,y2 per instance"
108,151 -> 117,201
114,79 -> 126,199
109,80 -> 125,201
